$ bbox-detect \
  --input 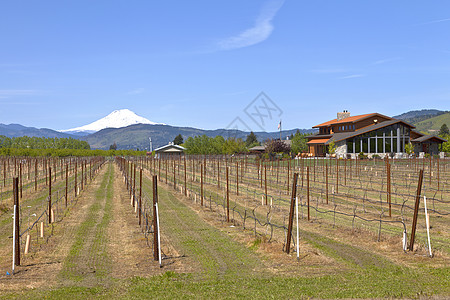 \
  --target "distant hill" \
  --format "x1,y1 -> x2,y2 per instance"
0,124 -> 76,139
414,112 -> 450,134
0,121 -> 315,150
83,124 -> 315,150
393,109 -> 447,125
